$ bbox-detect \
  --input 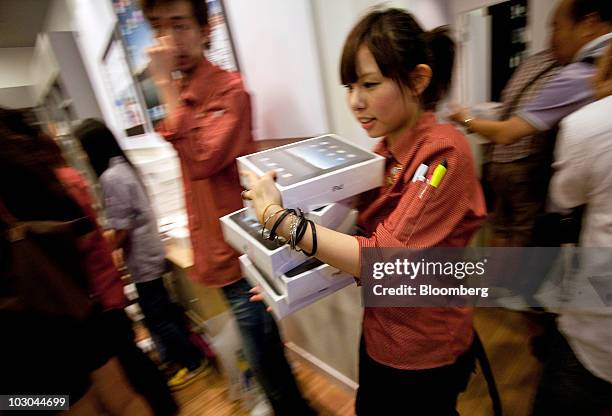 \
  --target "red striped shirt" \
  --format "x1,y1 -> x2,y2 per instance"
355,112 -> 486,369
156,60 -> 255,287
